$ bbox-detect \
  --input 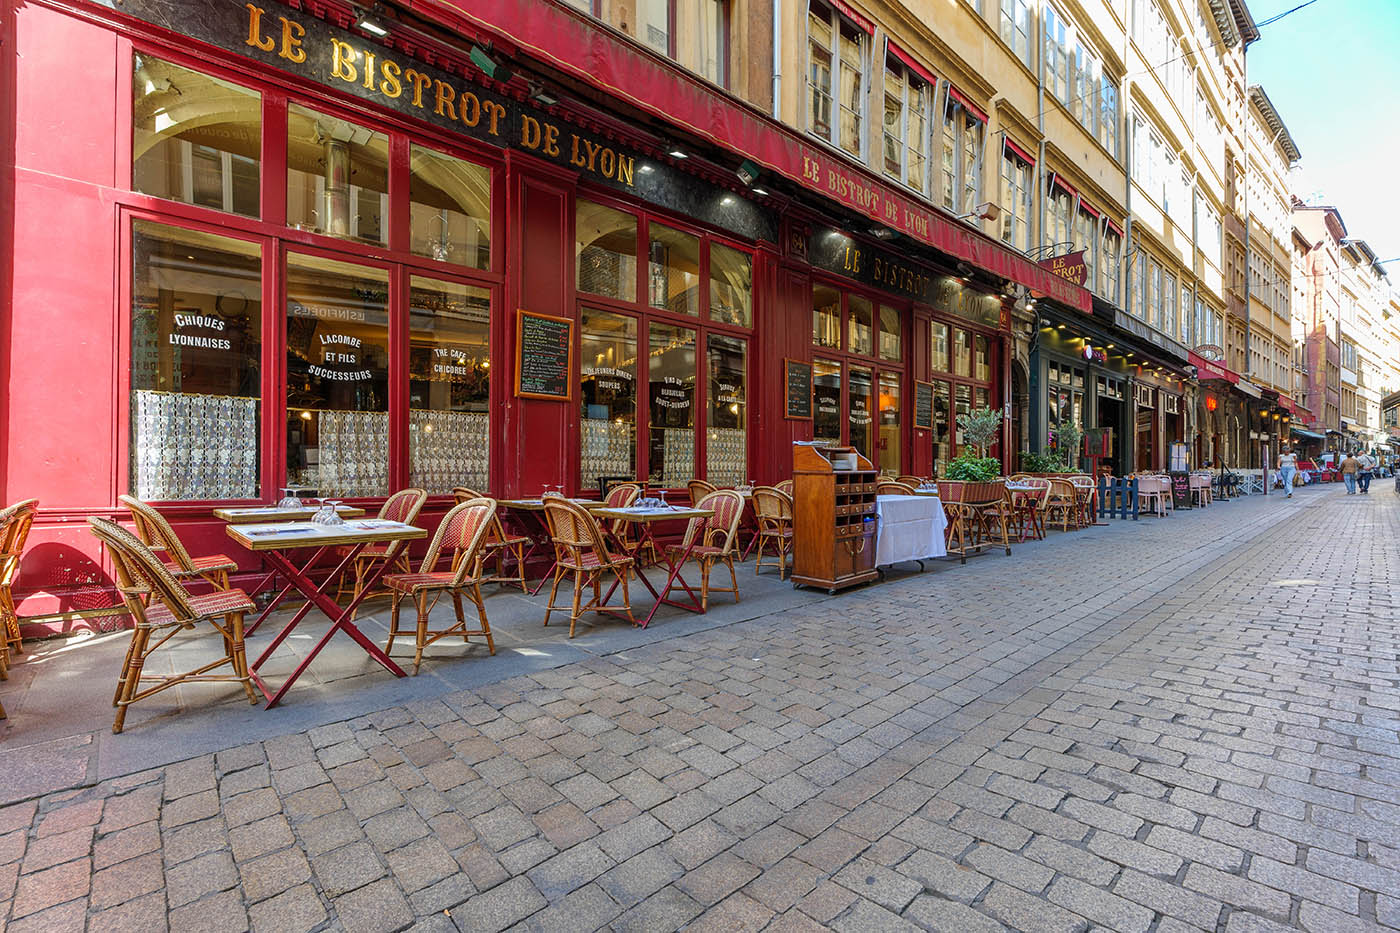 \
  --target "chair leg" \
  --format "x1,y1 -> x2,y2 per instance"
728,557 -> 739,604
471,583 -> 494,655
413,592 -> 429,674
113,625 -> 151,734
700,560 -> 711,612
569,569 -> 584,639
386,593 -> 403,654
452,592 -> 469,642
543,566 -> 564,627
229,612 -> 257,705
